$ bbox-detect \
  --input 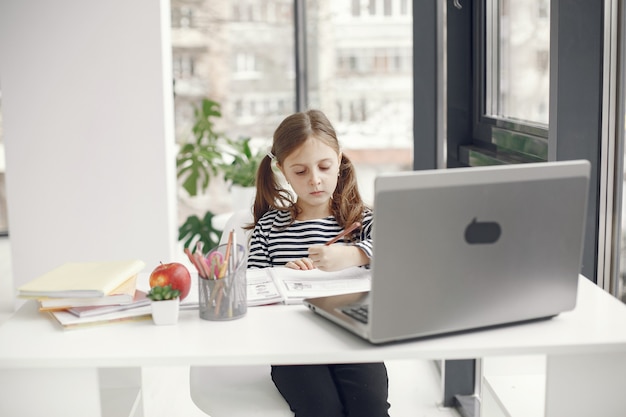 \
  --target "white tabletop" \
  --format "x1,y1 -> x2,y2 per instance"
1,276 -> 626,369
